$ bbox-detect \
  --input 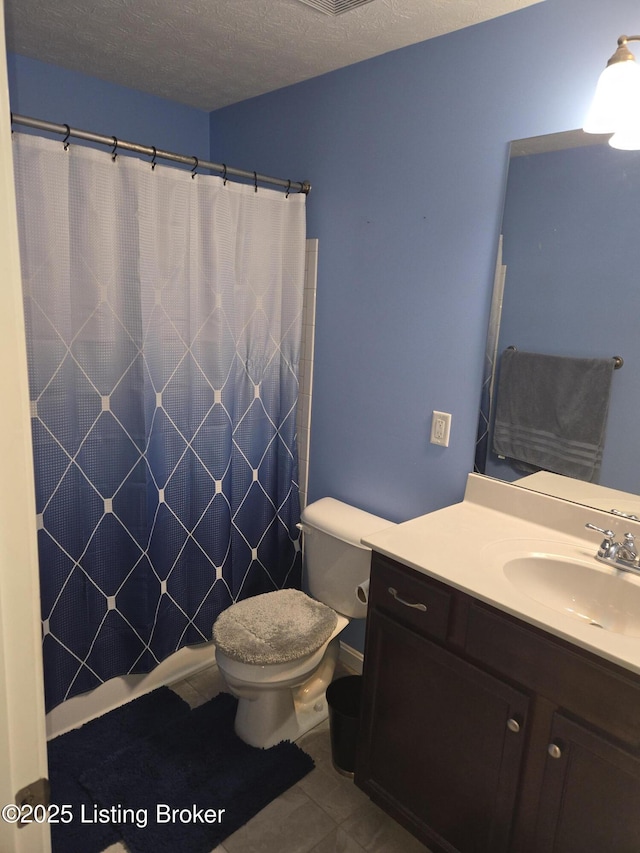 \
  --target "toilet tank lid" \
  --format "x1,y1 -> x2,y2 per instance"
300,497 -> 393,547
